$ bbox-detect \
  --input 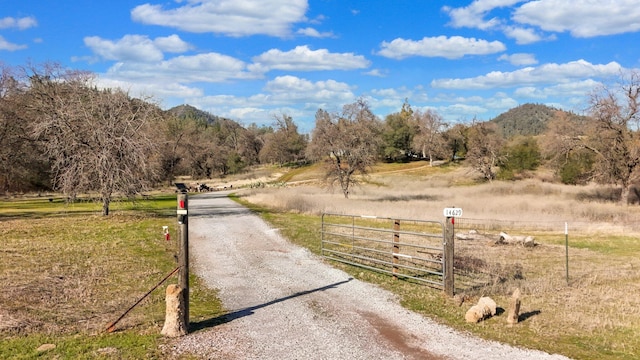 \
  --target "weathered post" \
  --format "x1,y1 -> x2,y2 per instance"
444,216 -> 455,297
443,207 -> 461,297
177,192 -> 189,330
392,219 -> 400,279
